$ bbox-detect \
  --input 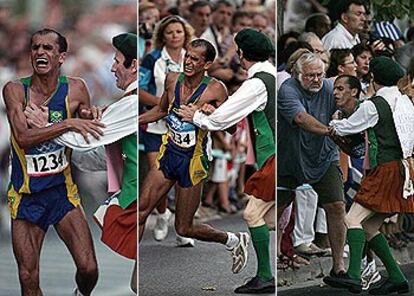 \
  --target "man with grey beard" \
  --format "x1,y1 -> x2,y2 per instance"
277,52 -> 347,280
